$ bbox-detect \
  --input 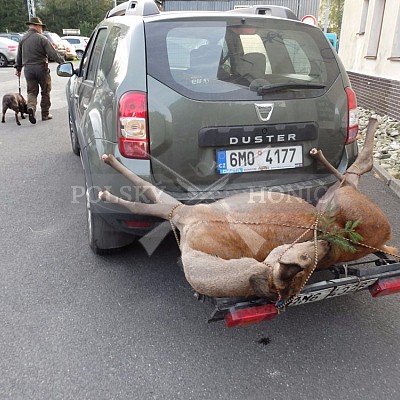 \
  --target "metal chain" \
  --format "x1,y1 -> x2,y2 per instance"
275,213 -> 322,310
168,204 -> 182,248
